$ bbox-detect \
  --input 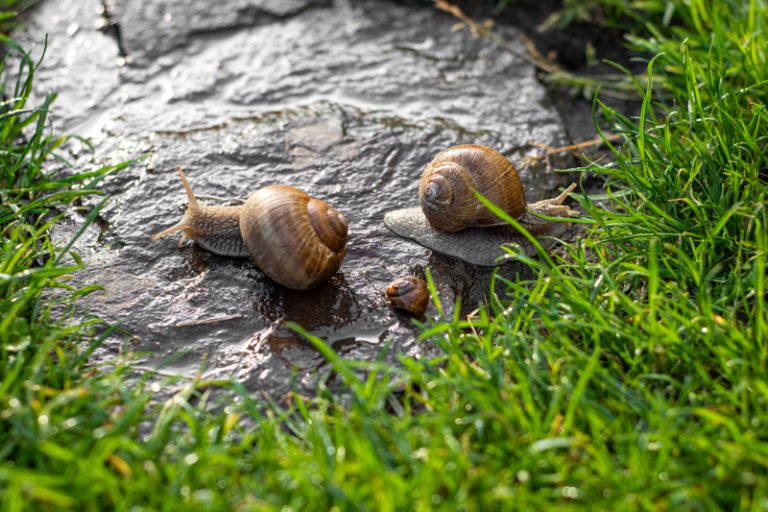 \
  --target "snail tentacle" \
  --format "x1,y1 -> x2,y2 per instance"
527,183 -> 578,215
150,219 -> 191,241
175,165 -> 201,211
150,165 -> 204,241
519,183 -> 578,234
